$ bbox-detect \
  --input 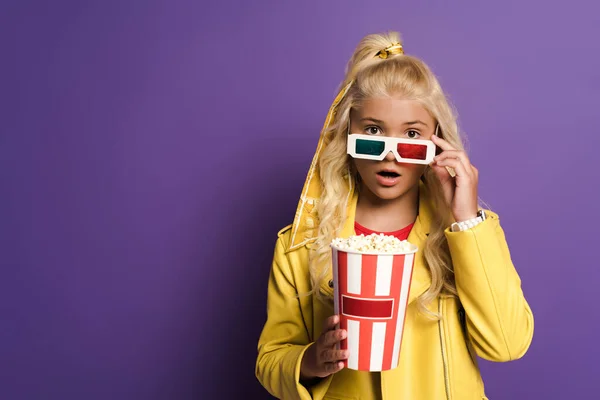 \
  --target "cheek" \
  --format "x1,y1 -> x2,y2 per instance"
353,160 -> 371,174
397,162 -> 427,176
